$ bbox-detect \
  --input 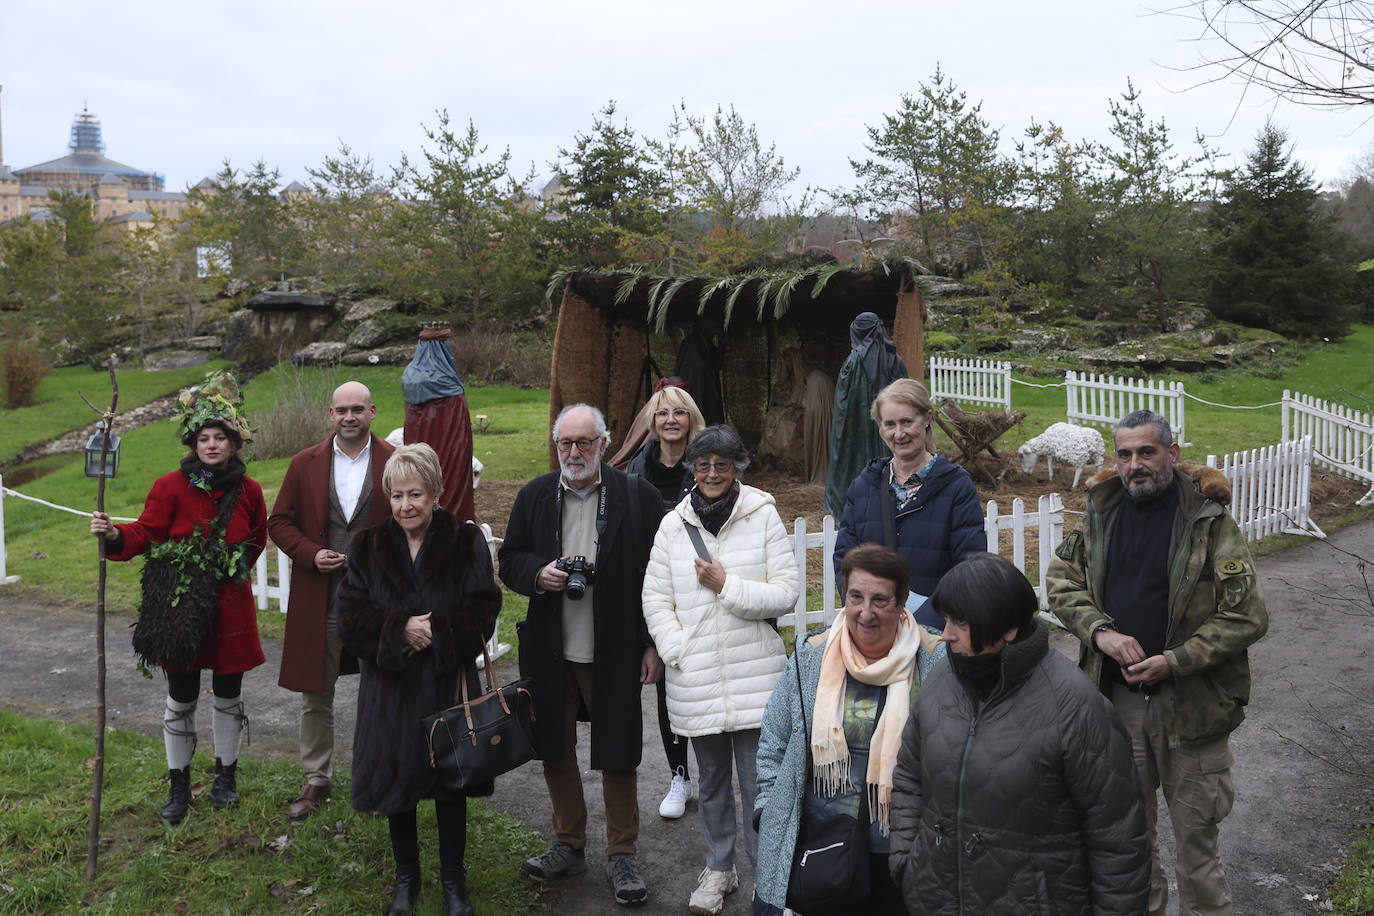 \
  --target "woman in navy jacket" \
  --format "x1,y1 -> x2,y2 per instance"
832,379 -> 985,629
